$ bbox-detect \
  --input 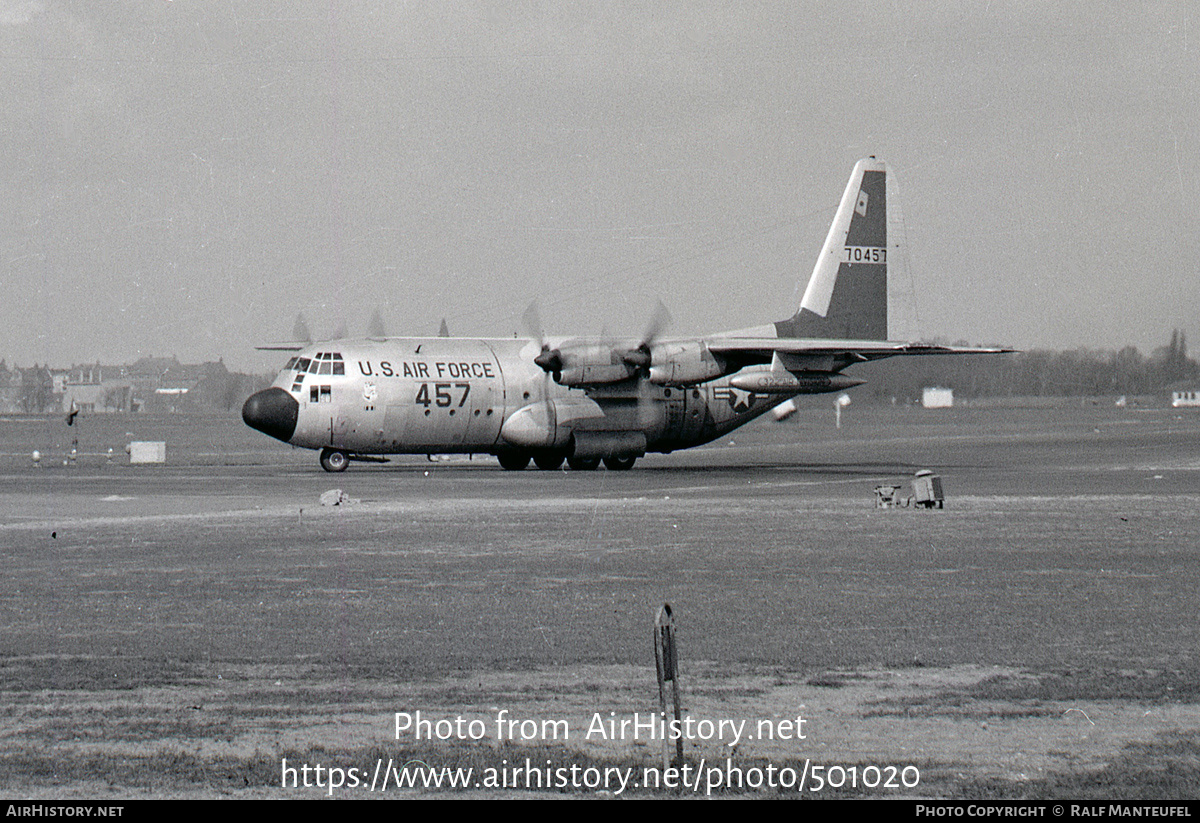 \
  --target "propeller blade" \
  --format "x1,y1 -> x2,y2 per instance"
521,301 -> 545,347
635,373 -> 661,430
641,299 -> 672,348
366,309 -> 387,338
292,313 -> 312,344
524,301 -> 566,377
622,301 -> 672,376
